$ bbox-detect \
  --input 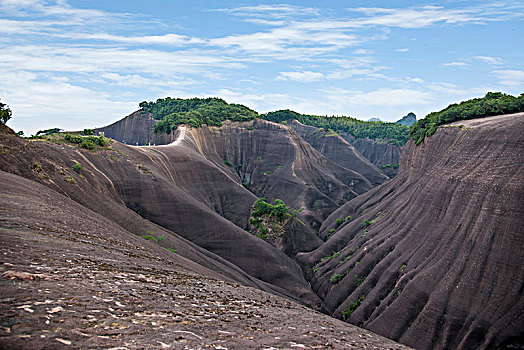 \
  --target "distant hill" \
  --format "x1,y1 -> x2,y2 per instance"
136,98 -> 411,147
367,117 -> 382,122
395,112 -> 416,126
